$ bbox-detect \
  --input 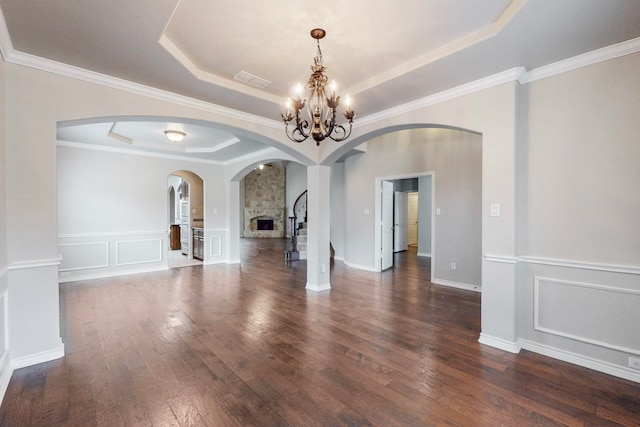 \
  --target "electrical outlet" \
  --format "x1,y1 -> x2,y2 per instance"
450,262 -> 457,270
629,356 -> 640,370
